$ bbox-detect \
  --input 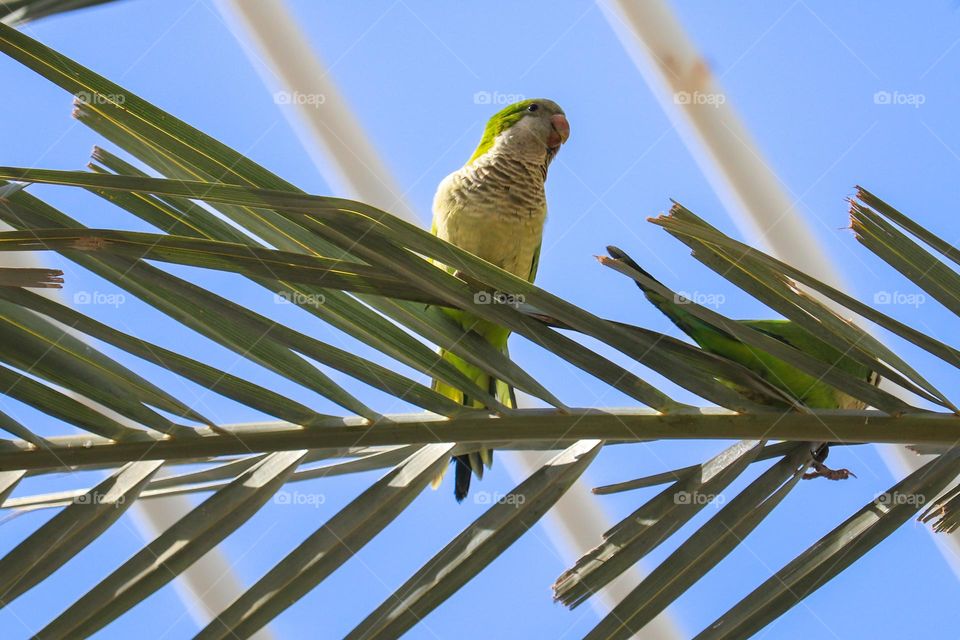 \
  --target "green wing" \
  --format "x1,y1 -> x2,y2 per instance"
694,319 -> 870,409
527,241 -> 542,283
741,319 -> 872,381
